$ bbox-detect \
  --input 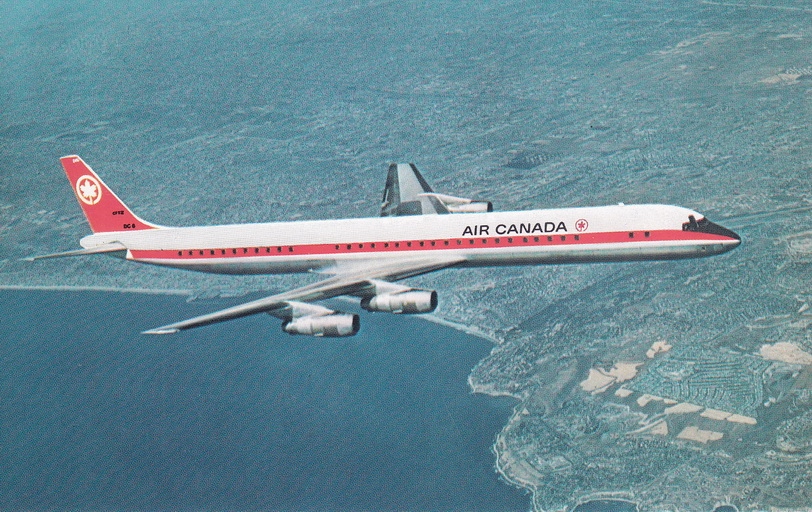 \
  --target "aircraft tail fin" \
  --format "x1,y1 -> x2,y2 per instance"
380,163 -> 449,216
60,155 -> 161,233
